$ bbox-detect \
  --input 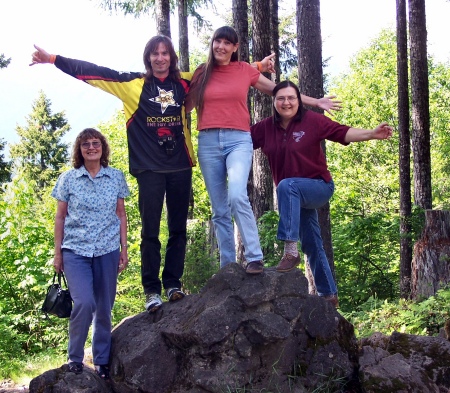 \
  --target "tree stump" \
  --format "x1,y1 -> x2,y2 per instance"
411,210 -> 450,299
